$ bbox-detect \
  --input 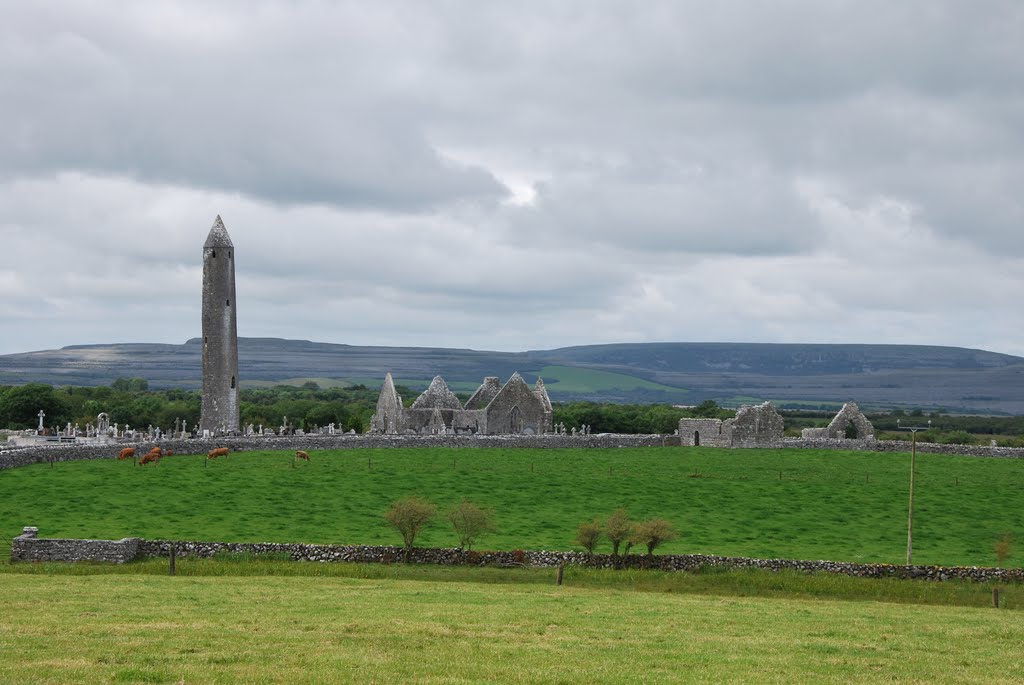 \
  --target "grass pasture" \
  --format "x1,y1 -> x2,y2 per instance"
2,447 -> 1024,566
2,568 -> 1023,684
